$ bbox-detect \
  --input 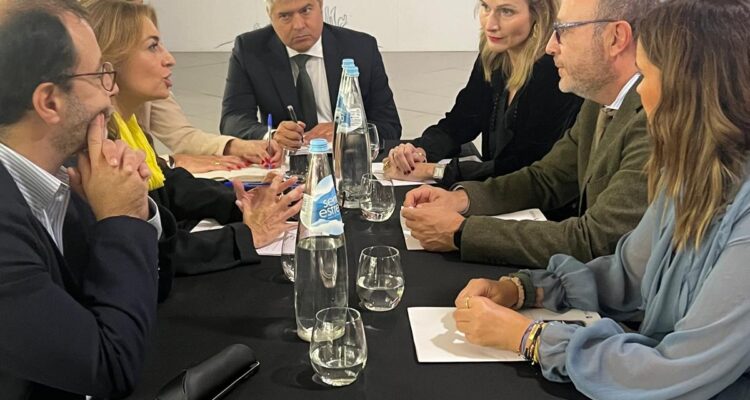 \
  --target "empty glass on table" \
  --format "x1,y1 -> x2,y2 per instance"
309,307 -> 367,386
360,173 -> 395,222
356,246 -> 405,311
